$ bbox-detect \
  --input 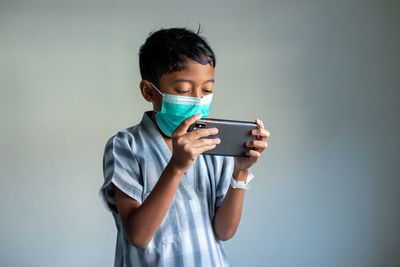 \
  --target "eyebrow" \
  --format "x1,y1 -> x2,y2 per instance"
173,79 -> 215,84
